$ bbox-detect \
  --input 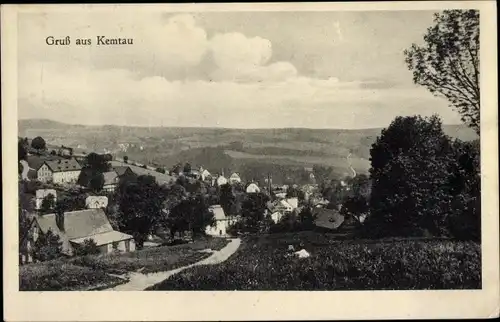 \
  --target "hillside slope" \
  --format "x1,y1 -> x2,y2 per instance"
18,119 -> 478,184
